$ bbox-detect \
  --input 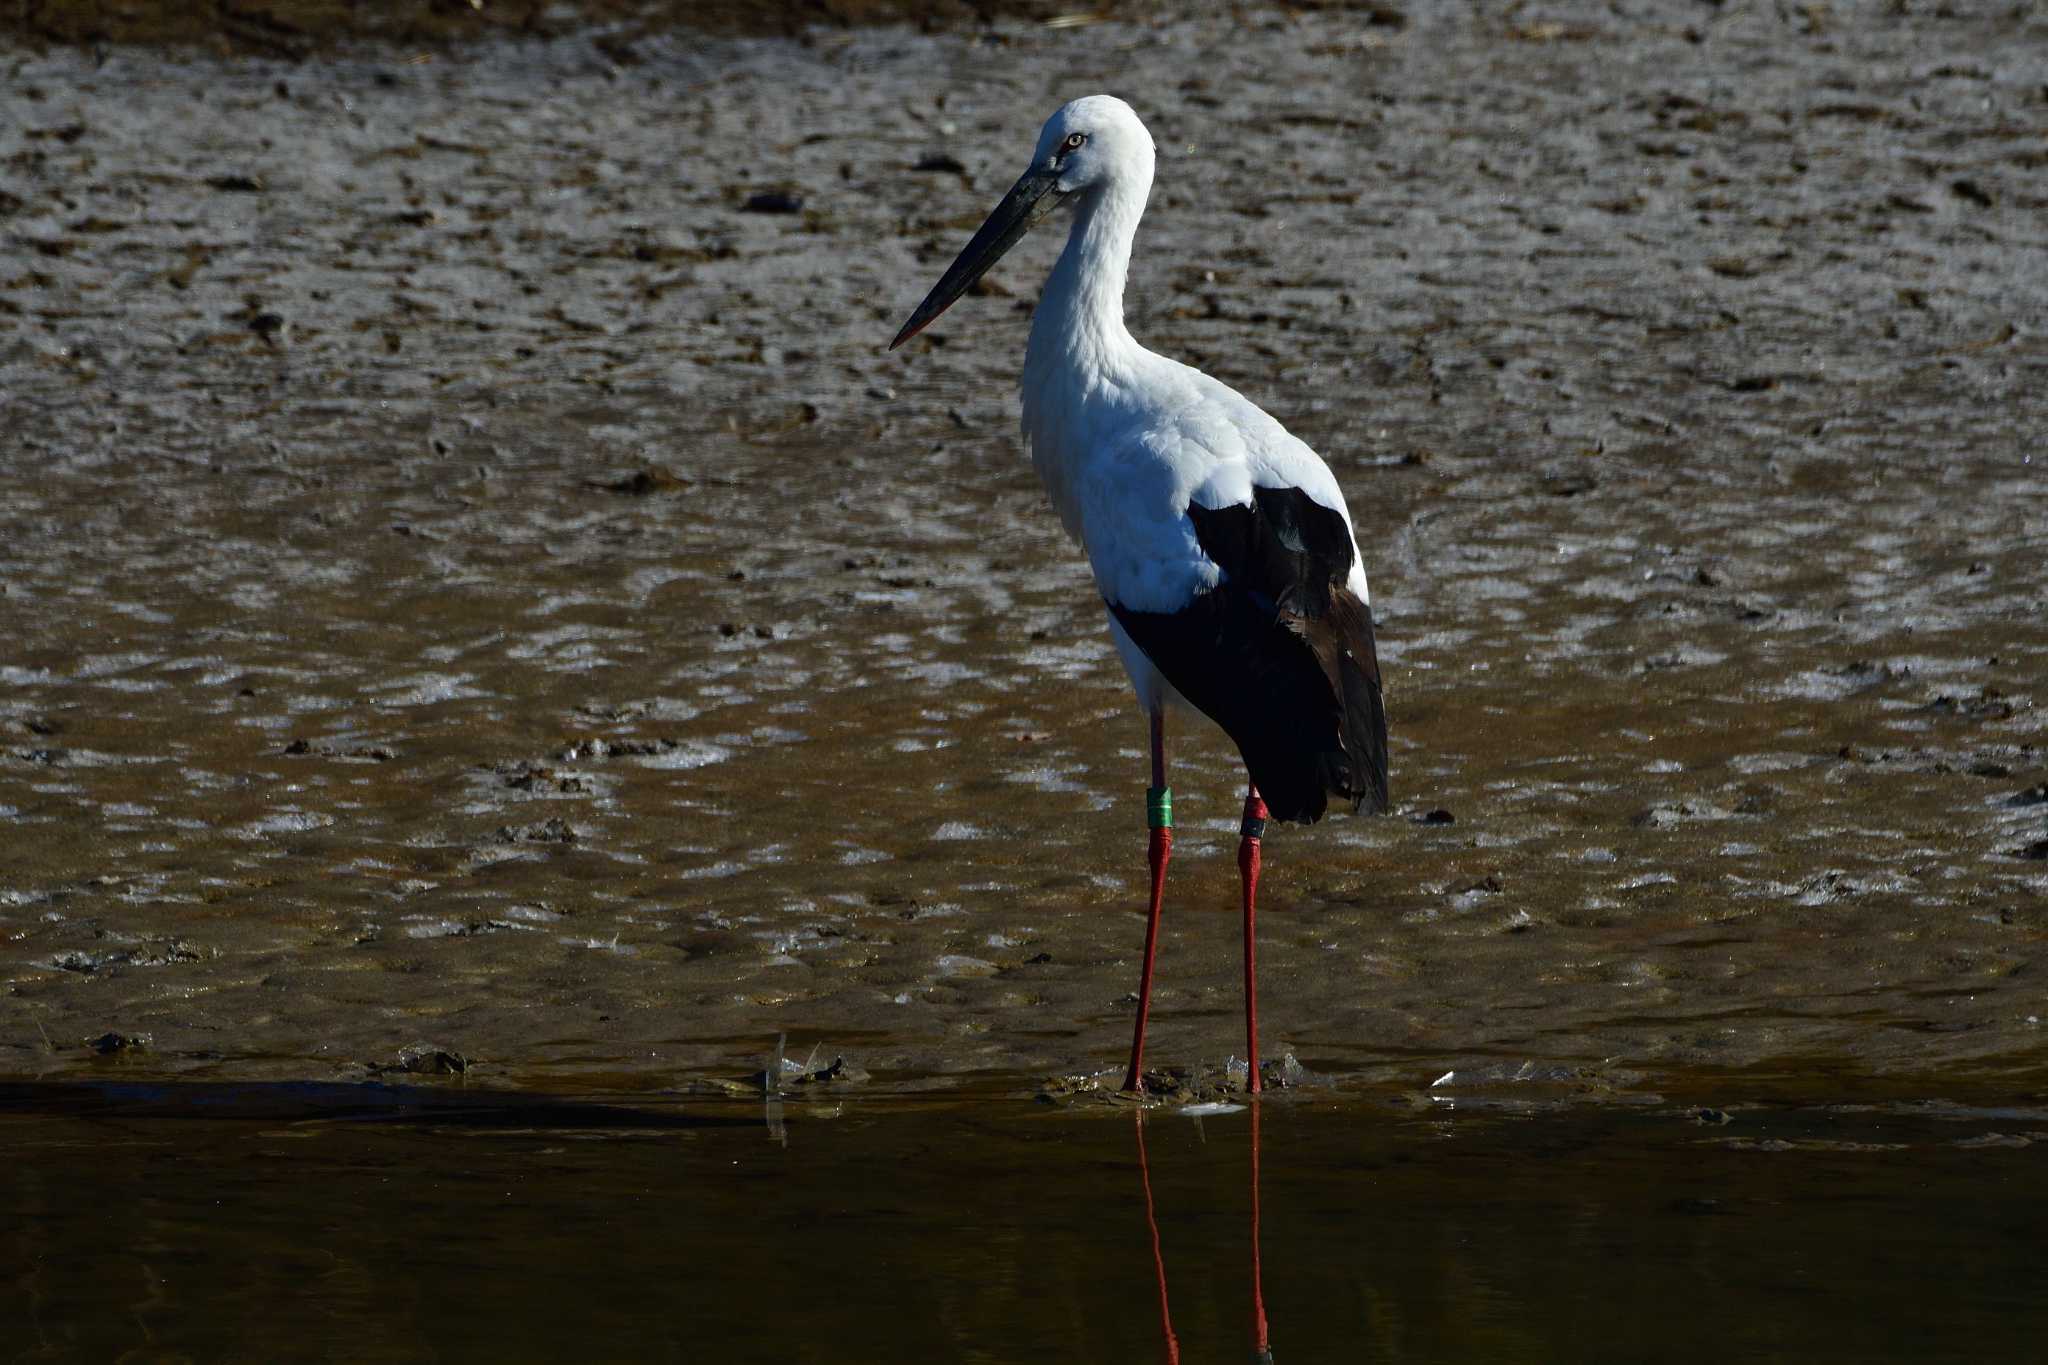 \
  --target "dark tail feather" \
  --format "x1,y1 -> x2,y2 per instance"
1266,592 -> 1387,823
1111,486 -> 1391,827
1331,595 -> 1390,817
